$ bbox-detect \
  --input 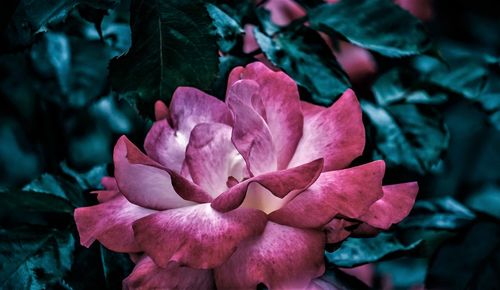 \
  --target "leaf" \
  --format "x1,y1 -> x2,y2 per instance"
254,26 -> 350,106
109,0 -> 219,118
399,197 -> 476,230
22,173 -> 85,207
325,233 -> 422,268
0,0 -> 119,52
377,258 -> 428,289
60,162 -> 108,191
309,0 -> 432,57
0,188 -> 73,215
426,221 -> 500,290
362,101 -> 449,174
0,227 -> 74,289
372,68 -> 448,106
465,185 -> 500,219
100,246 -> 134,289
206,3 -> 244,53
